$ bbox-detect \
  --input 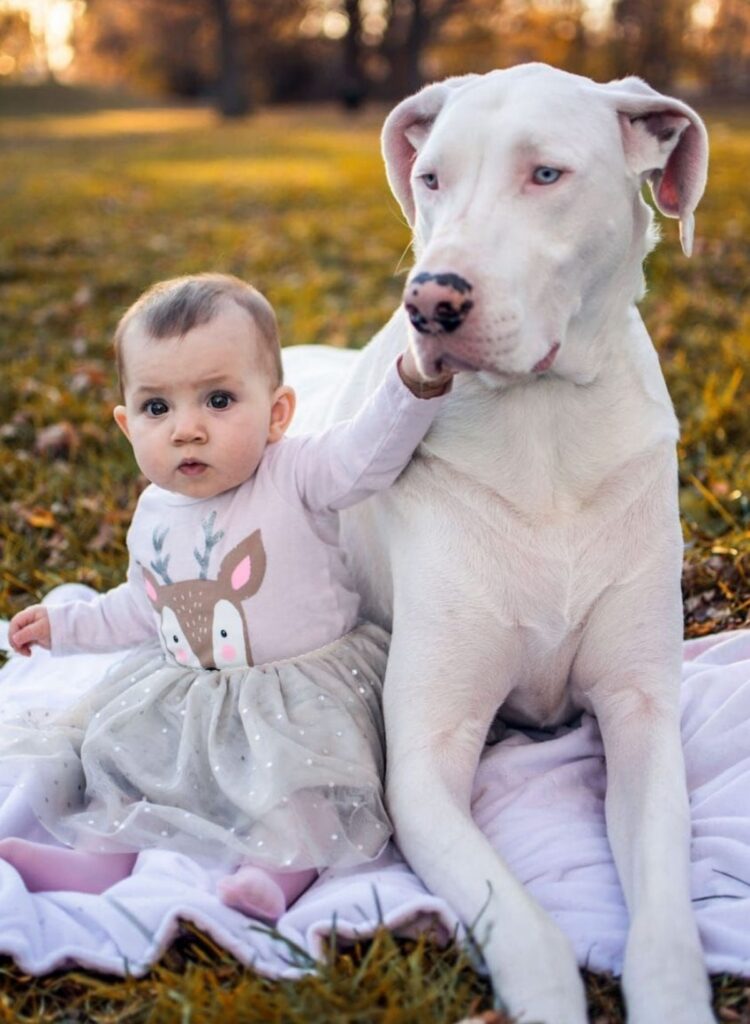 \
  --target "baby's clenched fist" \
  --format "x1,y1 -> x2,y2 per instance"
9,605 -> 51,657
